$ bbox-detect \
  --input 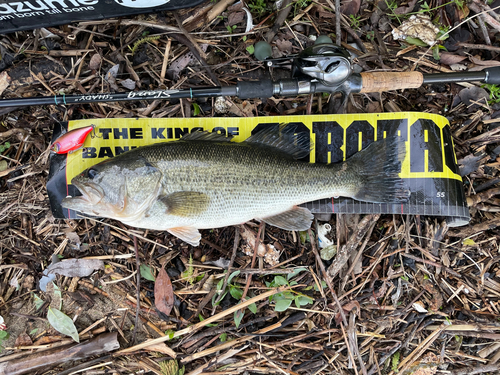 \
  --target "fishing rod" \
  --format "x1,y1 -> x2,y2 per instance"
0,38 -> 499,108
